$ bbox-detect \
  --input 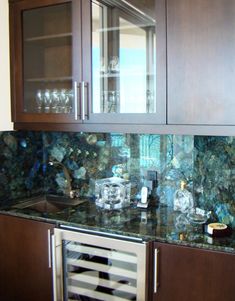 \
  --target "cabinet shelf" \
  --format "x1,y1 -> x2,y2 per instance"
24,33 -> 72,47
25,32 -> 72,42
98,72 -> 155,79
25,76 -> 72,83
